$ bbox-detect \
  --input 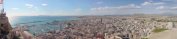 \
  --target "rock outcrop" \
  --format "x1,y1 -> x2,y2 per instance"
7,26 -> 34,39
0,10 -> 13,39
0,9 -> 34,39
